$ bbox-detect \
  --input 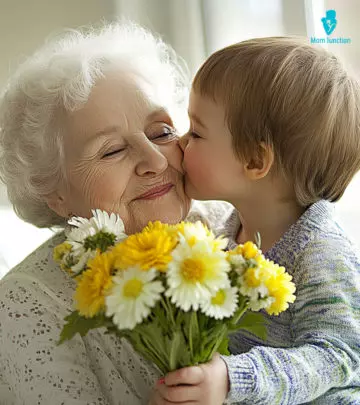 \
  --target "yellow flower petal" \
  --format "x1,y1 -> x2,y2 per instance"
242,241 -> 260,260
74,251 -> 115,318
264,264 -> 296,315
112,222 -> 177,272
